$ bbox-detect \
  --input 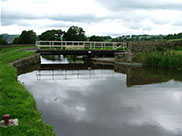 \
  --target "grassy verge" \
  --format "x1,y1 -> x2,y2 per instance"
134,50 -> 182,69
0,46 -> 55,136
